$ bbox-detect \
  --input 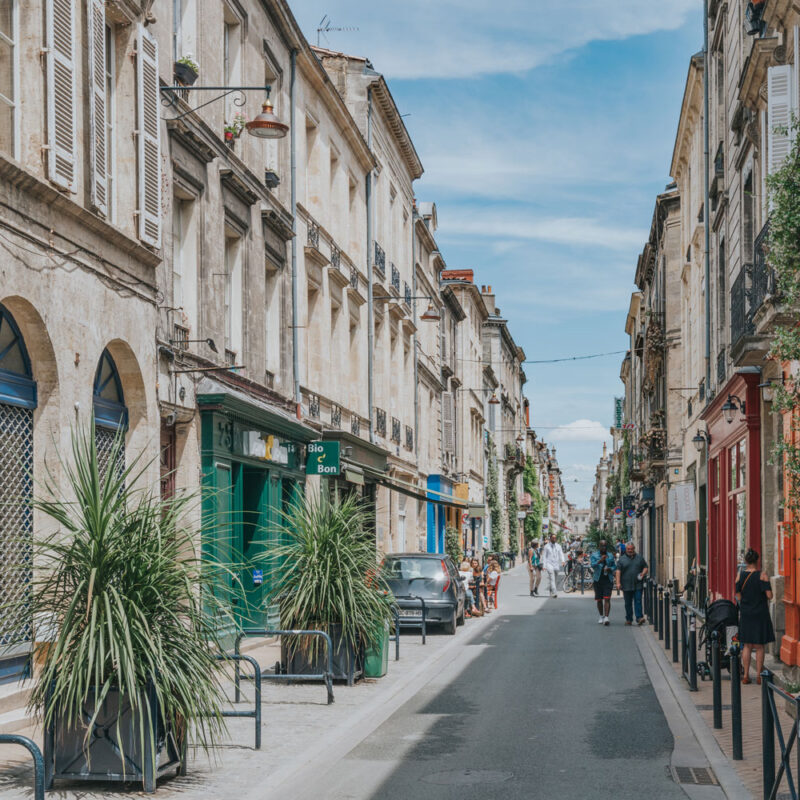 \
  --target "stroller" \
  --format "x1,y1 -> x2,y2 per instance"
697,599 -> 739,679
